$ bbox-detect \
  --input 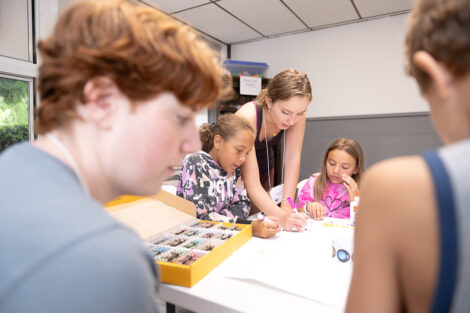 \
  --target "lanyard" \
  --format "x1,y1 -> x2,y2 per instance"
263,111 -> 285,190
